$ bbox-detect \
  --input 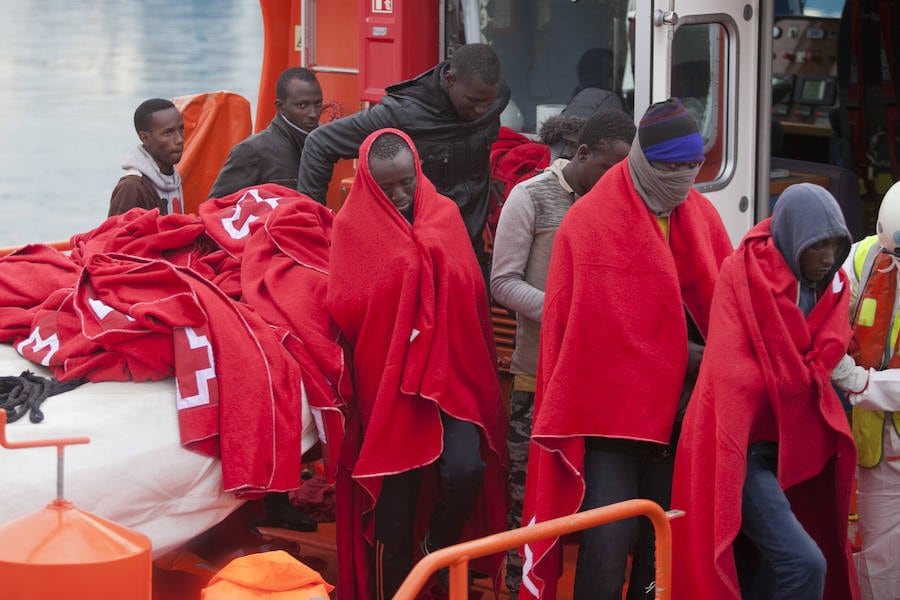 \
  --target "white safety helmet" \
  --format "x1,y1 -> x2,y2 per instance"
877,181 -> 900,256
